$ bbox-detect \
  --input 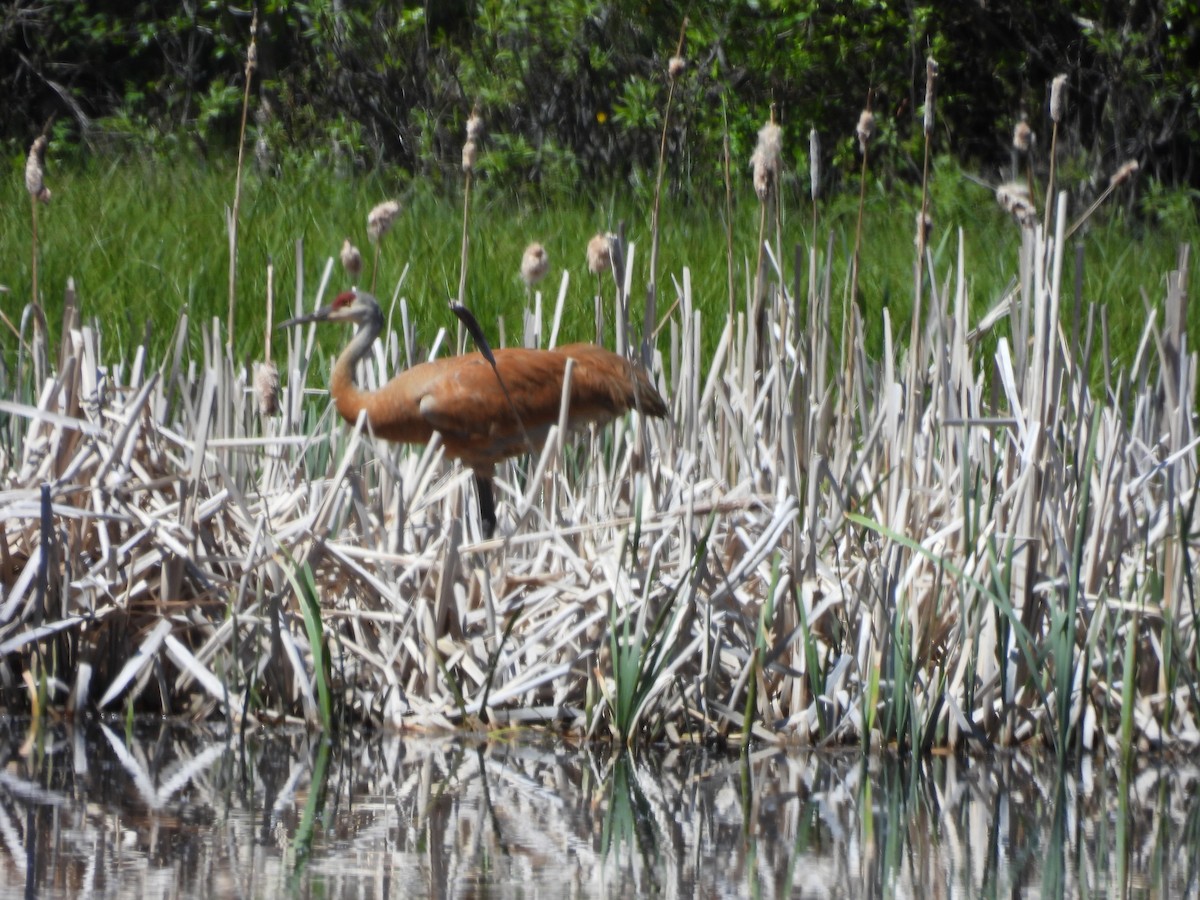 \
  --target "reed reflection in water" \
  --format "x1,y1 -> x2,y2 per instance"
0,720 -> 1196,898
